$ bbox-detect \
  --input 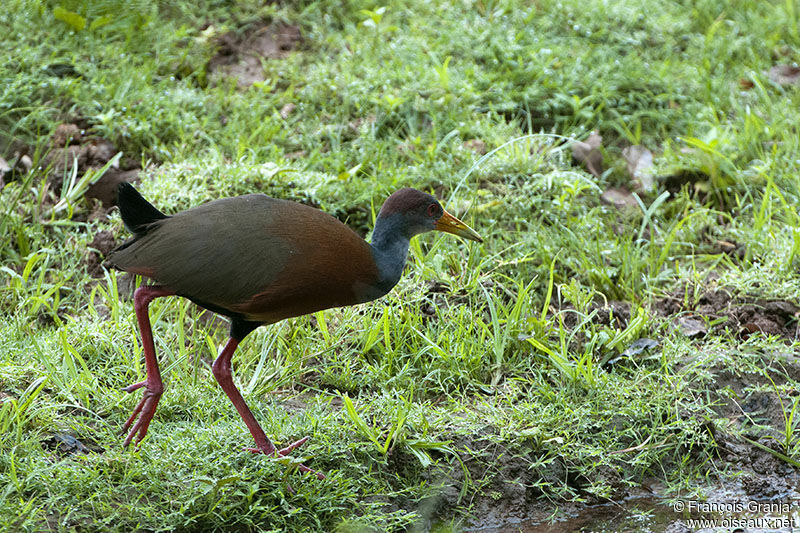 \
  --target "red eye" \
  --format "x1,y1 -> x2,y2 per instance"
427,204 -> 438,217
